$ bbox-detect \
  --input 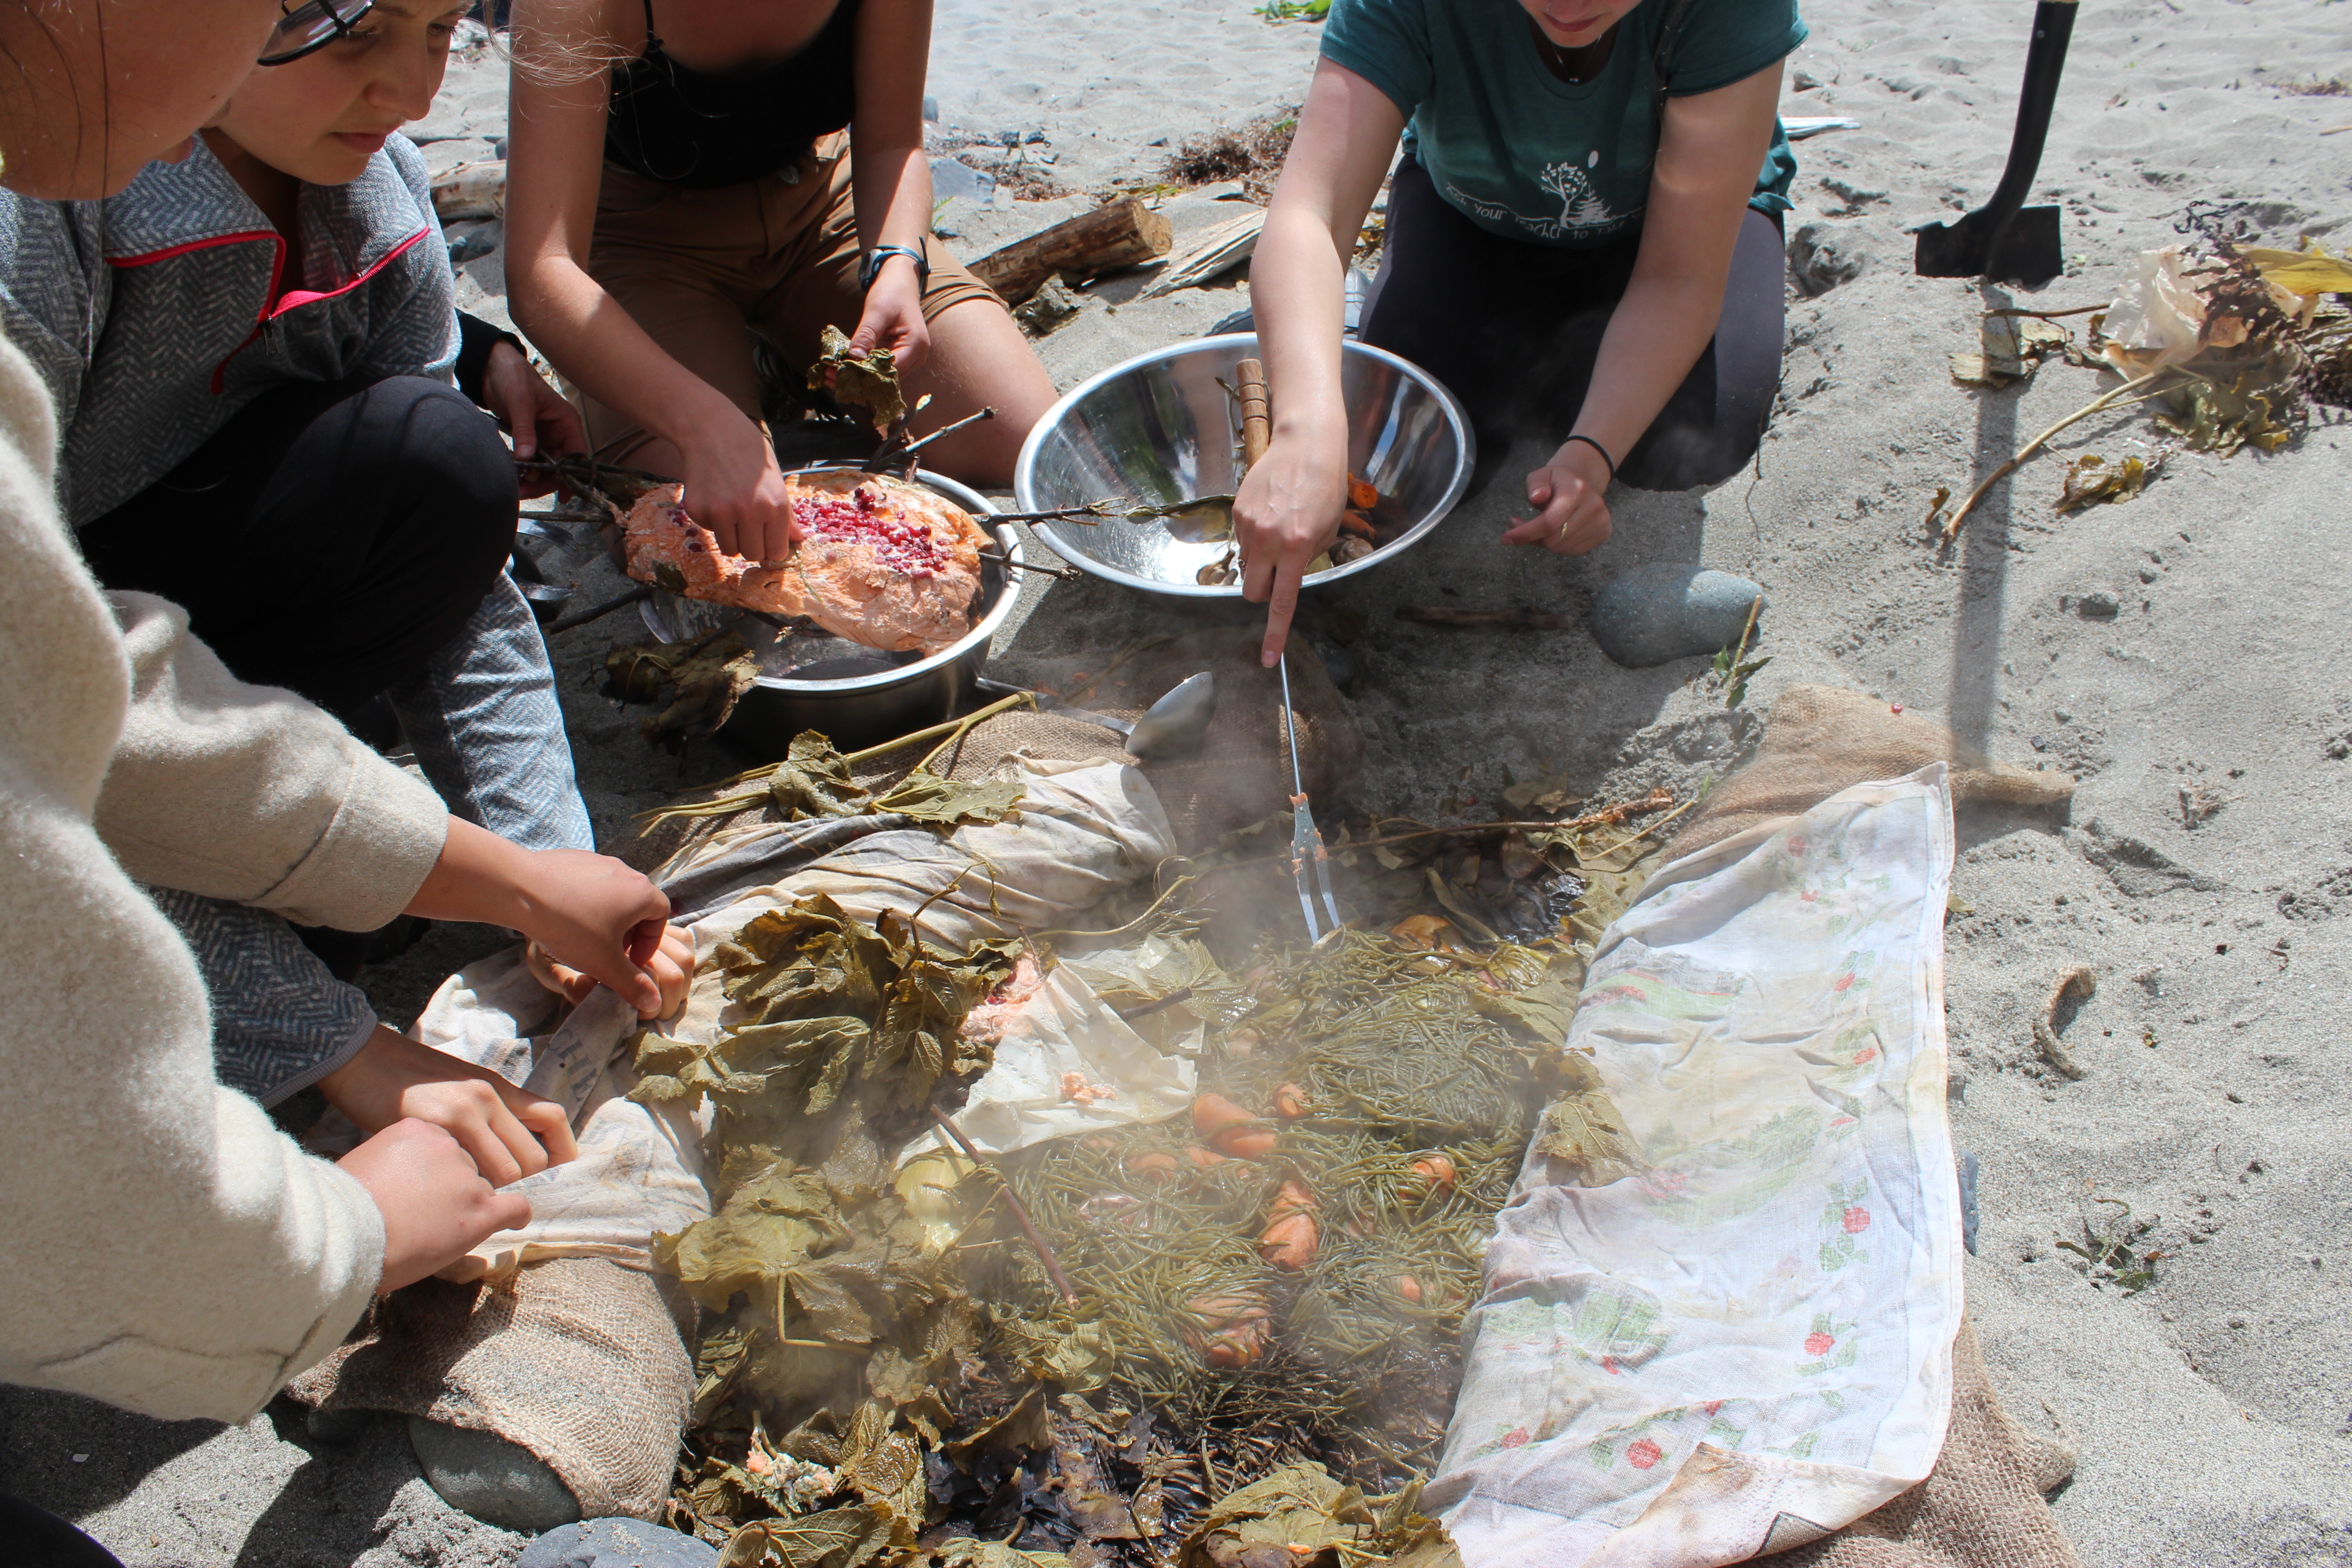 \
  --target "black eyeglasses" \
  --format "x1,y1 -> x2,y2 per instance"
258,0 -> 377,65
